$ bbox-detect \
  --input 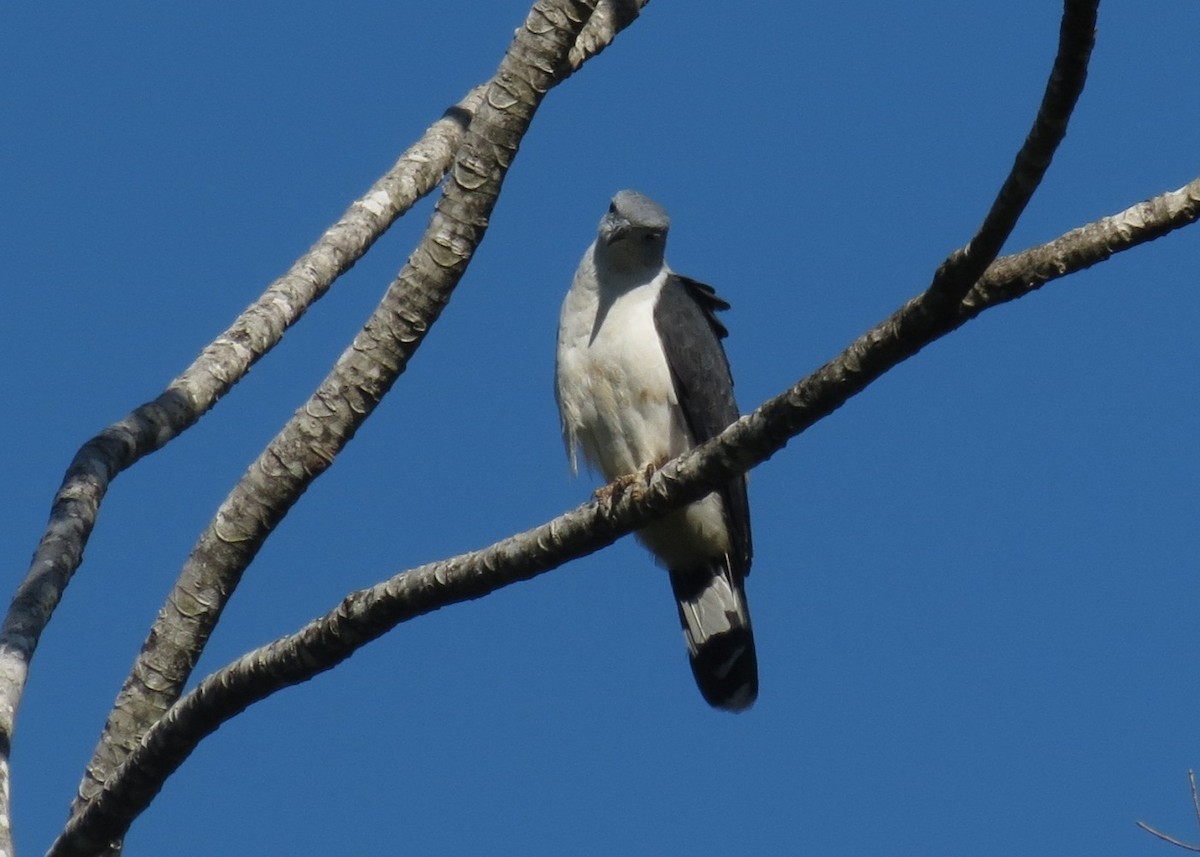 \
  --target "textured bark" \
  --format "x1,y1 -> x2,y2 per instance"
49,174 -> 1200,857
65,0 -> 601,851
568,0 -> 647,70
927,0 -> 1097,308
0,70 -> 483,857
